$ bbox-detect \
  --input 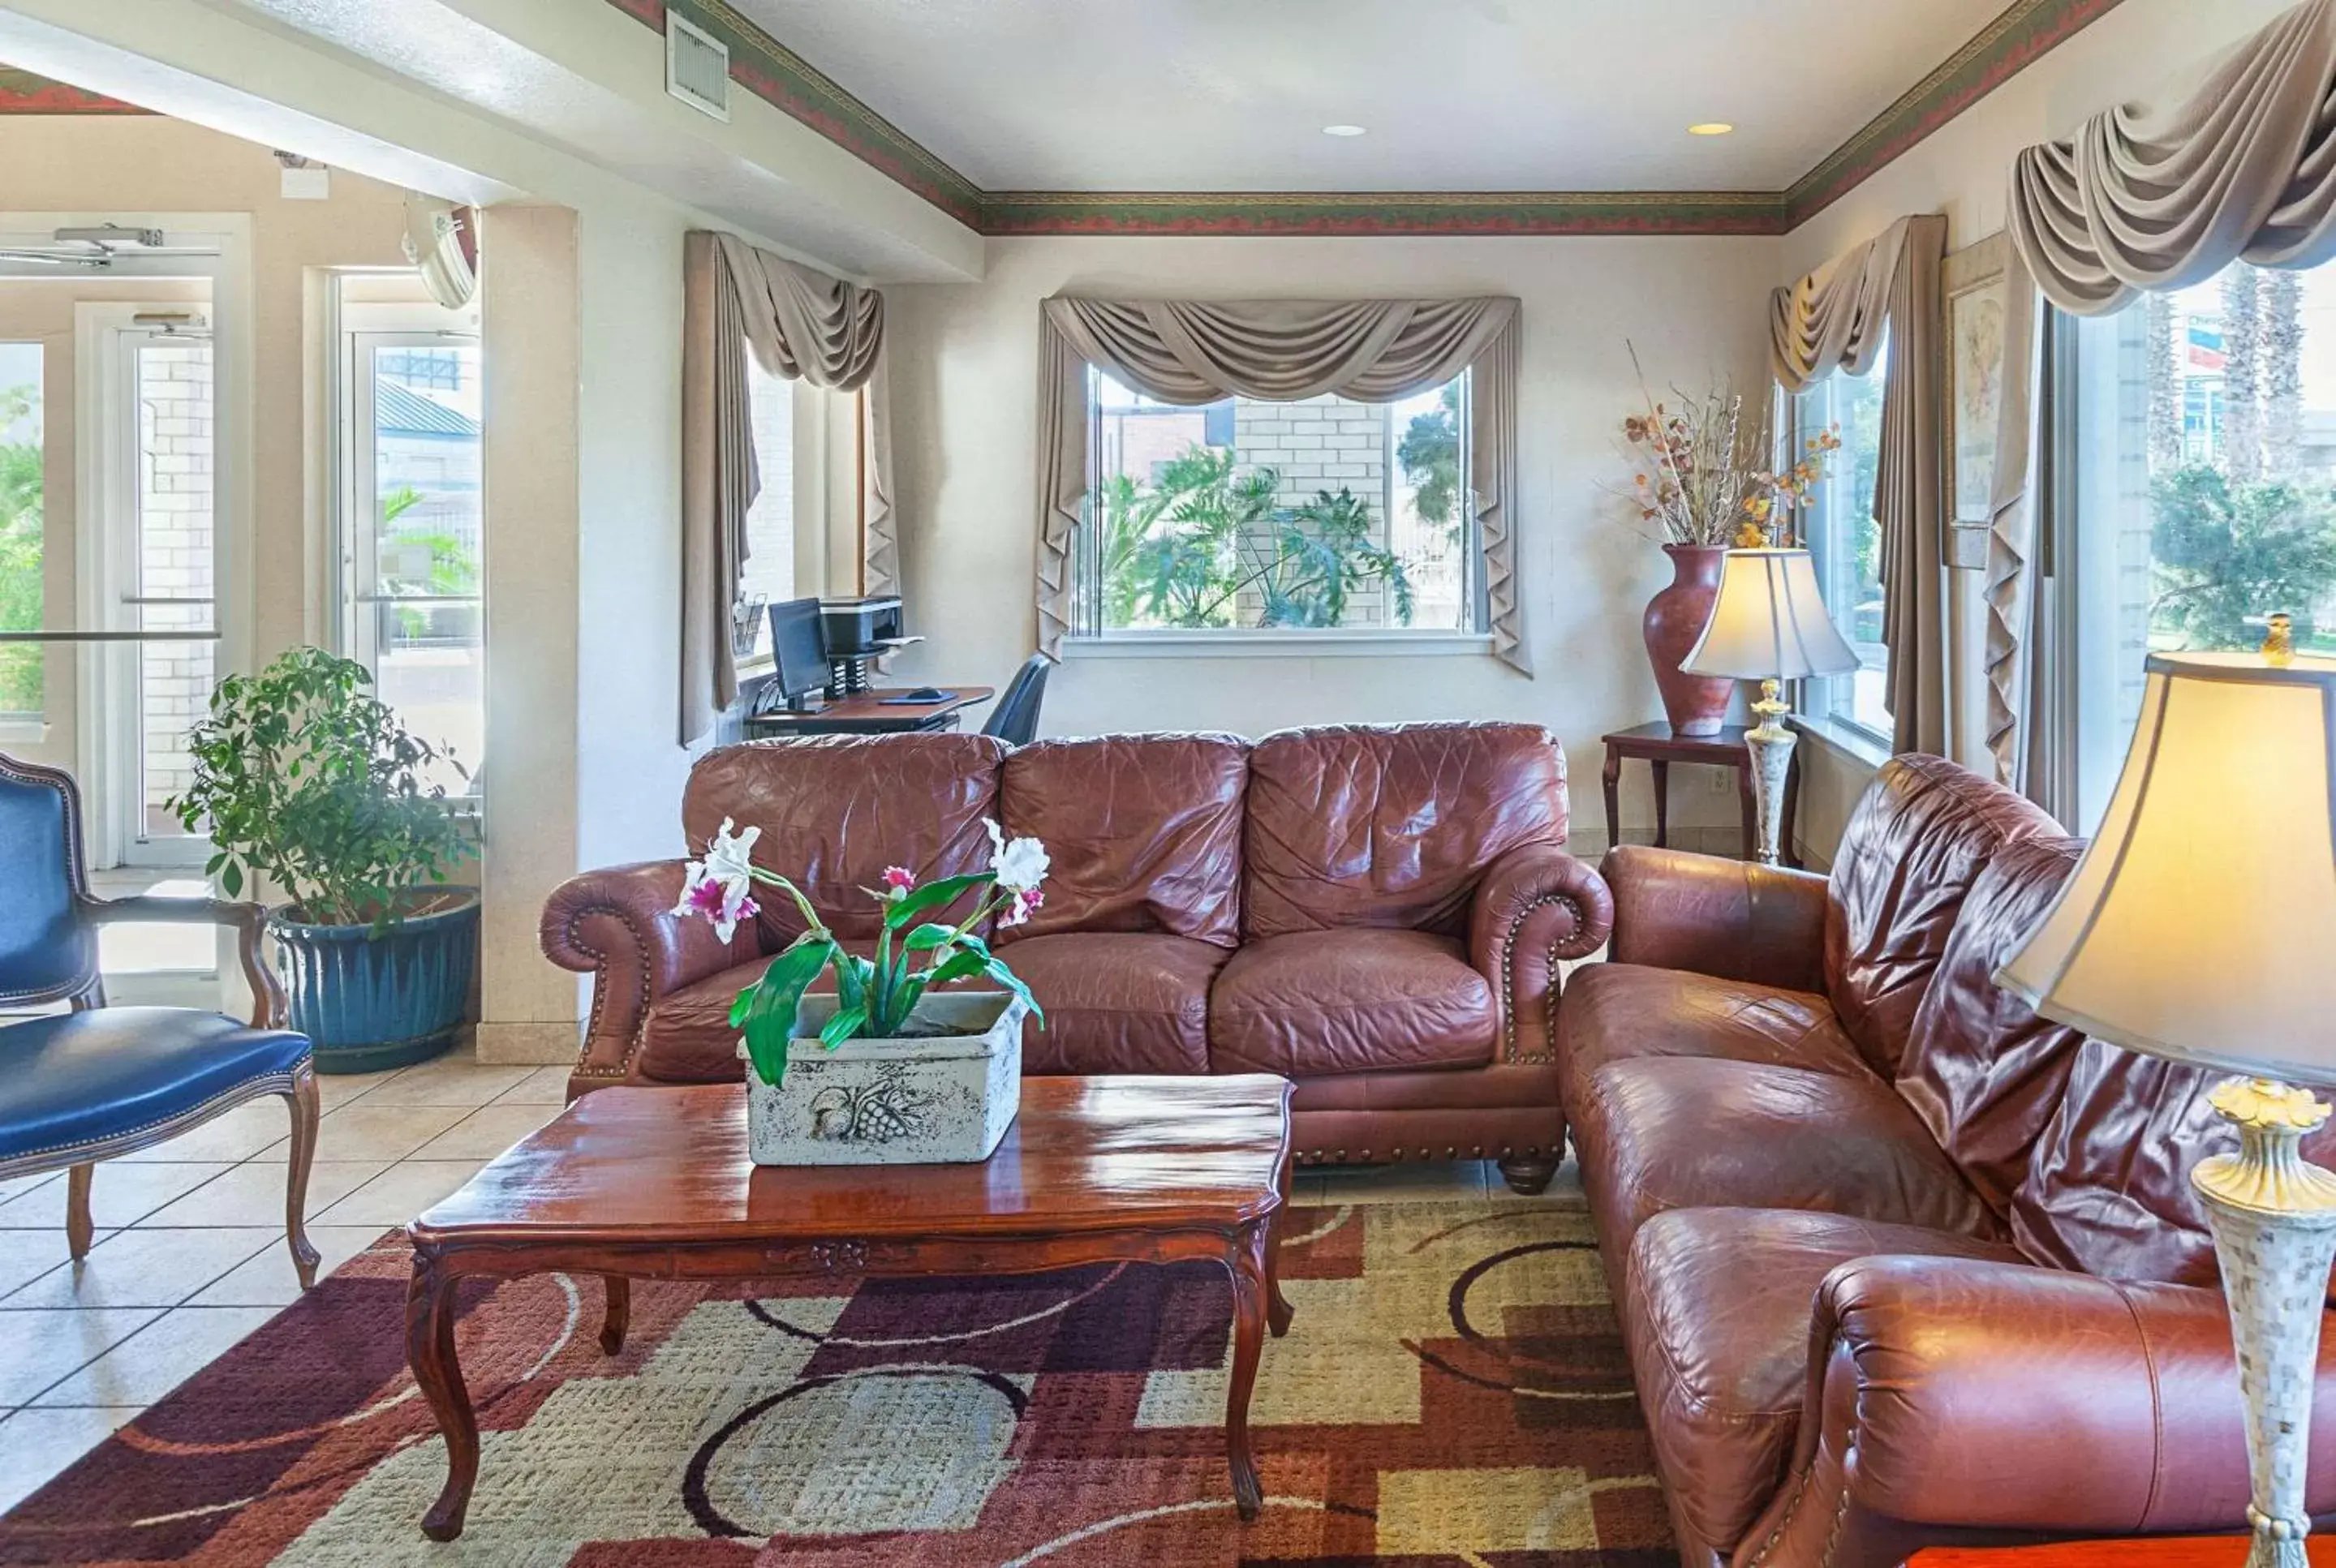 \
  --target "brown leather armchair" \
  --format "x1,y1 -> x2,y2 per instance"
1558,754 -> 2336,1568
543,722 -> 1611,1192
